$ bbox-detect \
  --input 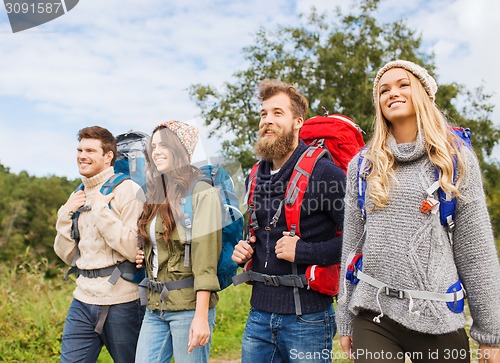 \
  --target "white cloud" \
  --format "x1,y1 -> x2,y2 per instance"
0,0 -> 499,179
